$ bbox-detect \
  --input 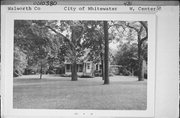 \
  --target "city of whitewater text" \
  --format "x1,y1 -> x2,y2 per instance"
64,6 -> 117,11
